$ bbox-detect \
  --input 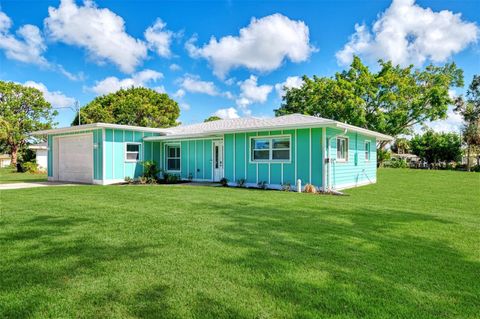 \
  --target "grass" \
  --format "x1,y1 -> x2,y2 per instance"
0,169 -> 479,318
0,167 -> 47,184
